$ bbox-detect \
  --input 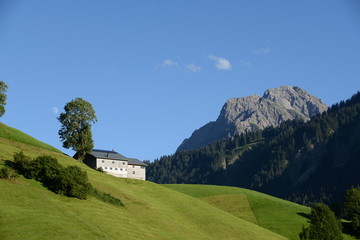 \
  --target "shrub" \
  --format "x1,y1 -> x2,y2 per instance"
90,188 -> 124,207
31,155 -> 62,187
13,151 -> 33,177
51,166 -> 91,199
13,153 -> 62,184
0,166 -> 18,180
